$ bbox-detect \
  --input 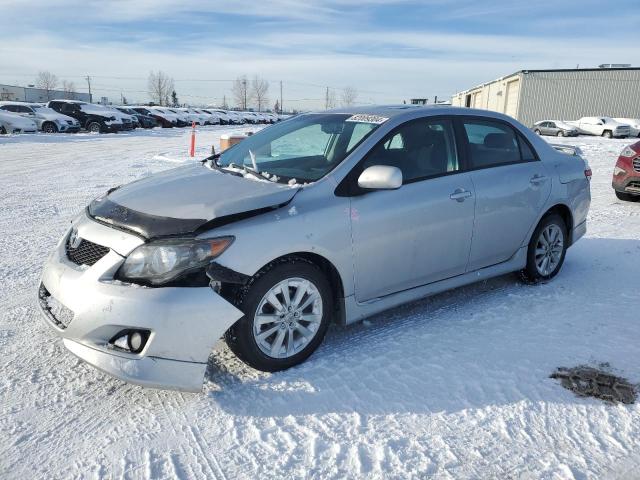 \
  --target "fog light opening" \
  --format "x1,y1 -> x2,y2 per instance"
109,330 -> 150,354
